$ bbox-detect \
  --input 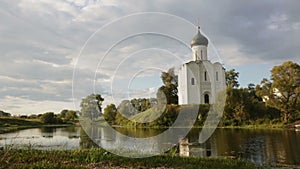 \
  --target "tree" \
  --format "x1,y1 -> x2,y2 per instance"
80,94 -> 104,120
257,61 -> 300,122
117,100 -> 133,117
40,112 -> 55,124
65,110 -> 78,121
103,104 -> 118,124
226,69 -> 240,88
0,110 -> 11,117
60,109 -> 68,118
157,68 -> 178,104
